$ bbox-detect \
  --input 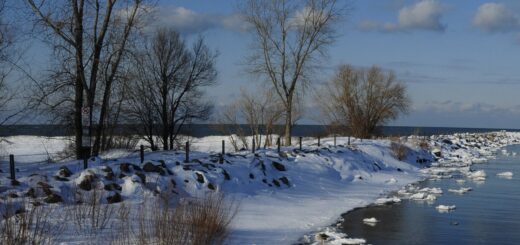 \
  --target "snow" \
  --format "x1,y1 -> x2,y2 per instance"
363,217 -> 379,224
1,131 -> 519,244
448,187 -> 472,194
497,171 -> 513,178
436,205 -> 456,212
